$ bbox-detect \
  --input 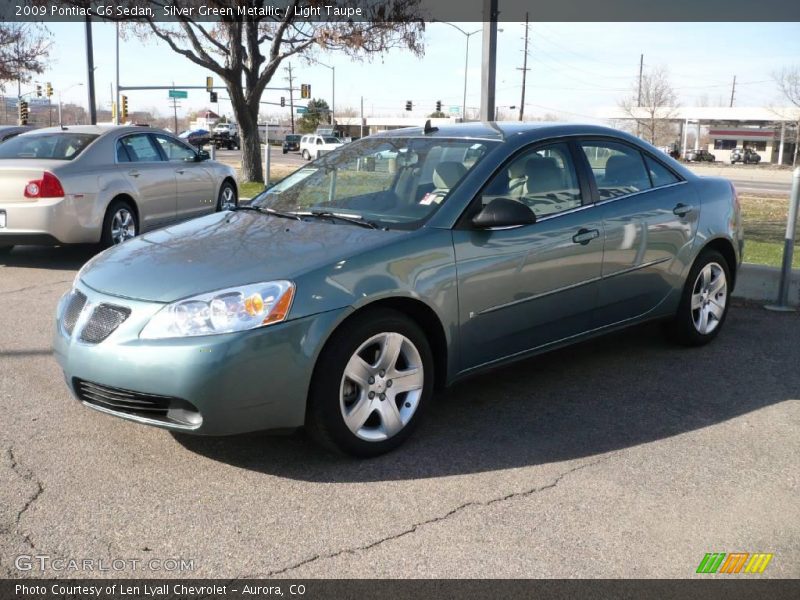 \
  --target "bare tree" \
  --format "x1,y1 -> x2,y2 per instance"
774,66 -> 800,166
619,65 -> 679,145
90,0 -> 425,182
0,24 -> 51,92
